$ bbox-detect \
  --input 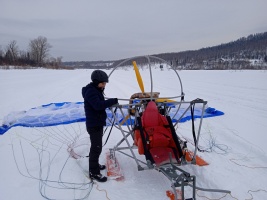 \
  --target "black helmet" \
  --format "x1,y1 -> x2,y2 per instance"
91,70 -> 109,83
